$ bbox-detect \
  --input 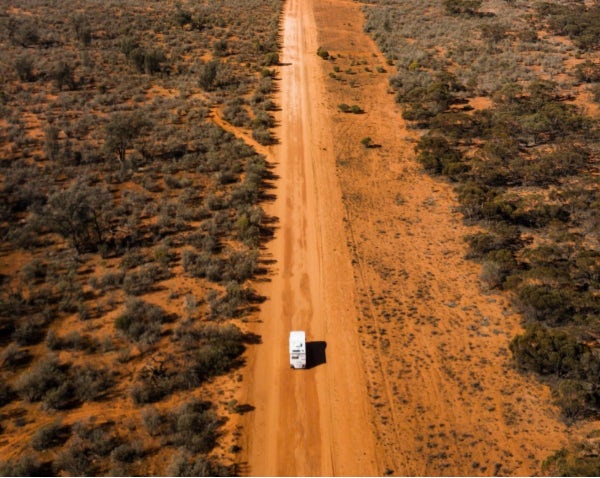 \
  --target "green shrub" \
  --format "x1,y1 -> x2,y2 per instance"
14,55 -> 36,82
12,316 -> 46,346
122,263 -> 169,296
360,137 -> 373,148
54,441 -> 97,476
252,127 -> 276,145
317,47 -> 330,60
1,343 -> 32,370
516,284 -> 574,324
544,446 -> 600,476
141,407 -> 164,436
262,52 -> 279,66
110,441 -> 145,463
72,365 -> 114,402
115,298 -> 168,344
0,455 -> 48,477
120,250 -> 147,270
182,324 -> 246,386
166,399 -> 220,453
130,384 -> 163,406
554,379 -> 590,421
443,0 -> 482,16
16,356 -> 67,402
31,419 -> 68,451
0,379 -> 14,406
510,323 -> 585,376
